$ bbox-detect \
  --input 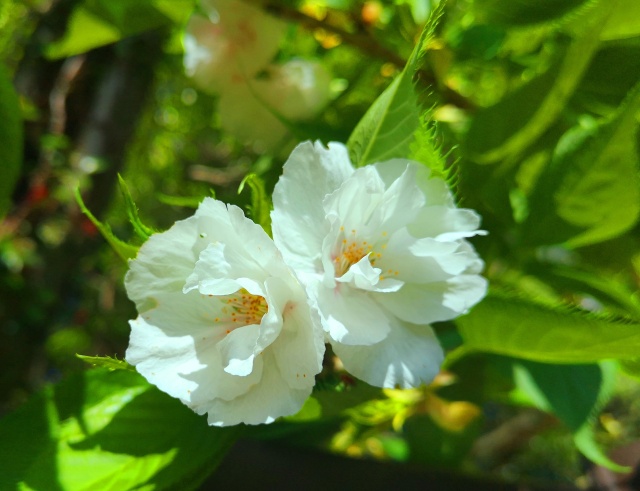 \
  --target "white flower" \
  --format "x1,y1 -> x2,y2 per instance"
125,198 -> 325,426
219,60 -> 332,152
183,0 -> 285,93
271,141 -> 487,389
